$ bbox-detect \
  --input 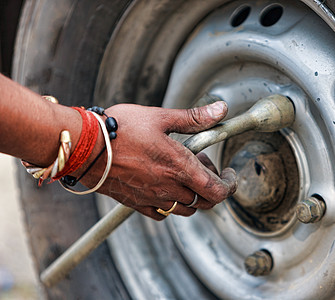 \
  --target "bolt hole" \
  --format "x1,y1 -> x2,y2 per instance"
254,161 -> 263,176
231,5 -> 251,27
260,249 -> 274,270
311,194 -> 326,213
260,4 -> 283,27
285,96 -> 296,114
312,194 -> 324,202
